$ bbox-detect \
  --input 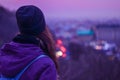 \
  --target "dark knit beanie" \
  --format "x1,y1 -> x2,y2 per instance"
16,5 -> 46,36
